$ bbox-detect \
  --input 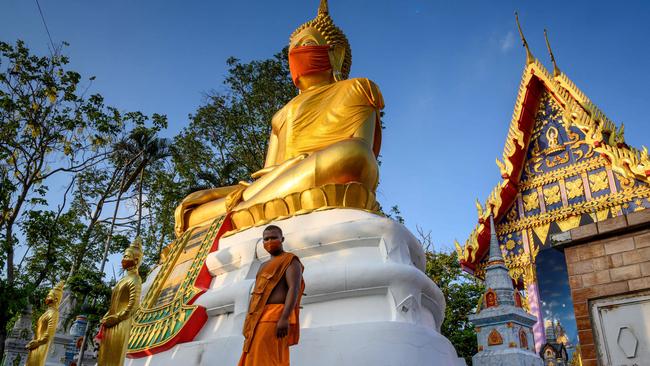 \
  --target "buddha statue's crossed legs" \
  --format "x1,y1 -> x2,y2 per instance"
174,138 -> 378,236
